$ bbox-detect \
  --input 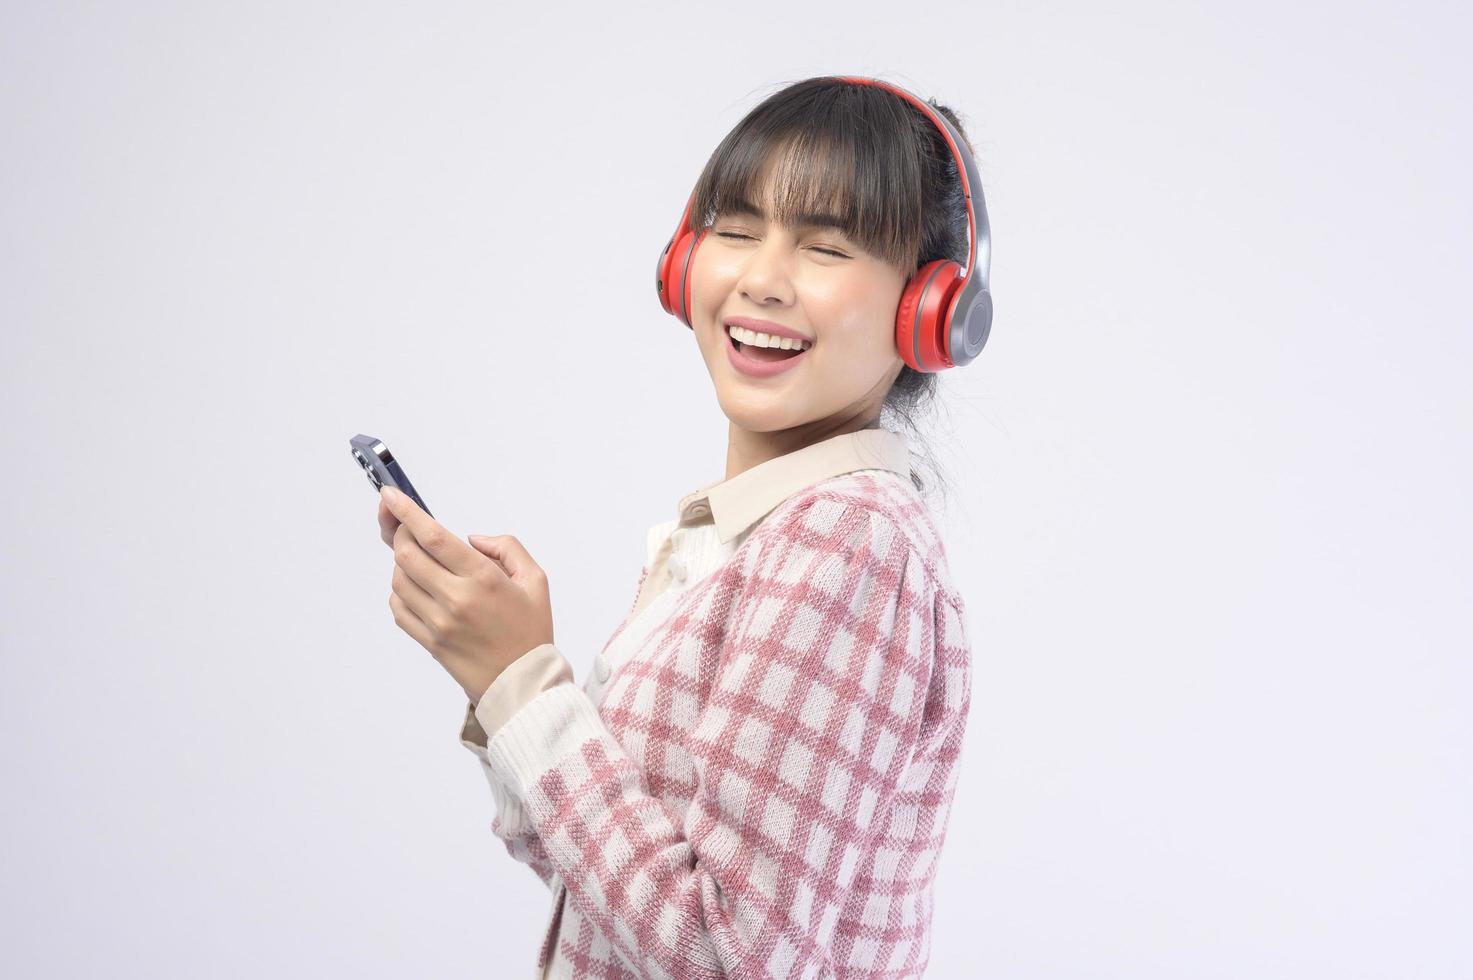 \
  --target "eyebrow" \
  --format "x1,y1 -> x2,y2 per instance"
722,197 -> 850,233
